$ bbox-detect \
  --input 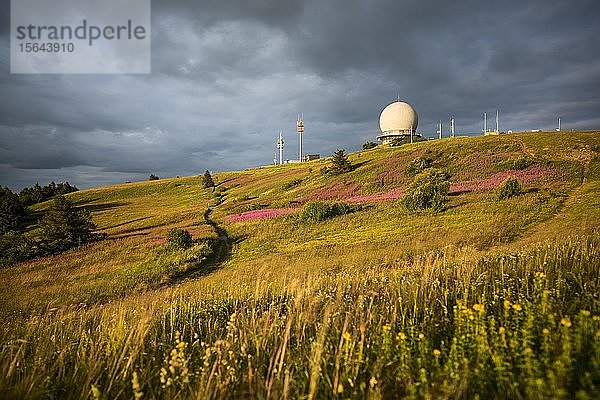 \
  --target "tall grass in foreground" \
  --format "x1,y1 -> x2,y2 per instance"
1,236 -> 599,399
